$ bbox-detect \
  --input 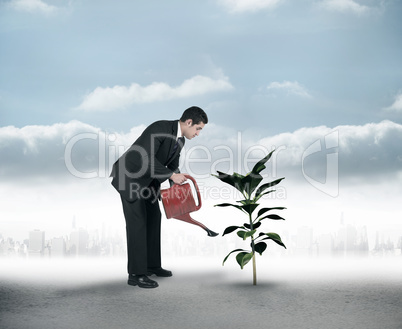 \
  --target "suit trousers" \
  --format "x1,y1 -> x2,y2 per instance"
120,188 -> 162,275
